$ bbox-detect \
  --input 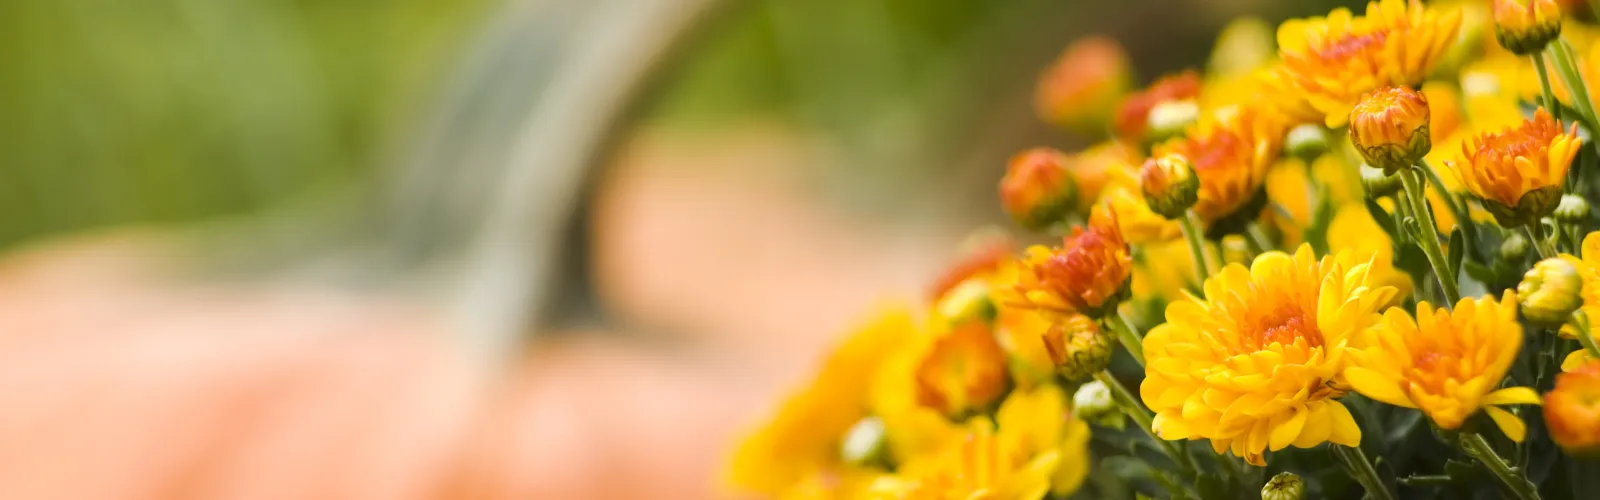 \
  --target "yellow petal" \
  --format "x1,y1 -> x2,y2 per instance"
1481,387 -> 1541,406
1345,367 -> 1415,408
1269,407 -> 1308,451
1484,406 -> 1527,443
1565,350 -> 1595,372
1326,401 -> 1362,446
